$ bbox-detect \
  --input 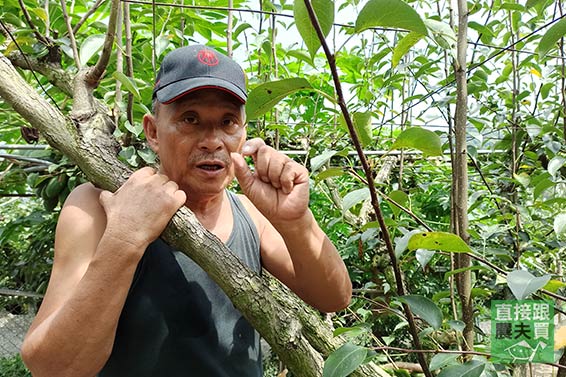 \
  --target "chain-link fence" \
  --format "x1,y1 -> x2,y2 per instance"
0,289 -> 40,360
